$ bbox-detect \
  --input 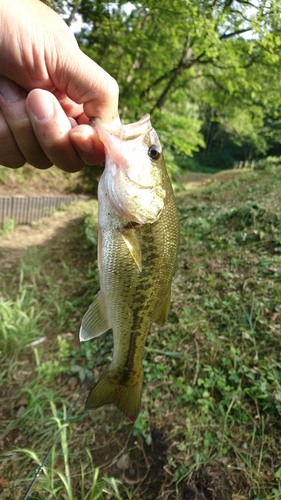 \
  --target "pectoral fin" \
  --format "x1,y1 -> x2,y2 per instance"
153,289 -> 171,325
79,291 -> 110,342
119,228 -> 142,272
